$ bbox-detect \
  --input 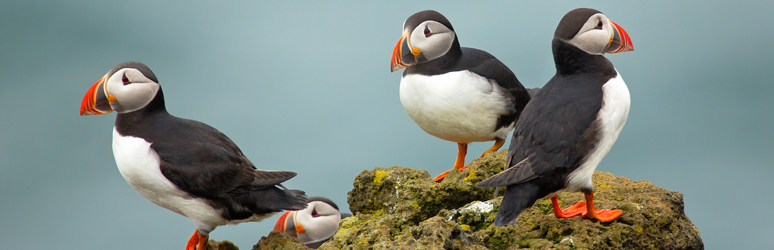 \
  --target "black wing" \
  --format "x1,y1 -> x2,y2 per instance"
459,47 -> 532,132
144,116 -> 294,198
477,73 -> 604,188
